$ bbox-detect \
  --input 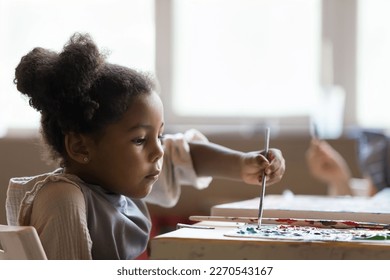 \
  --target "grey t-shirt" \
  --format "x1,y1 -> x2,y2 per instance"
358,130 -> 390,191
